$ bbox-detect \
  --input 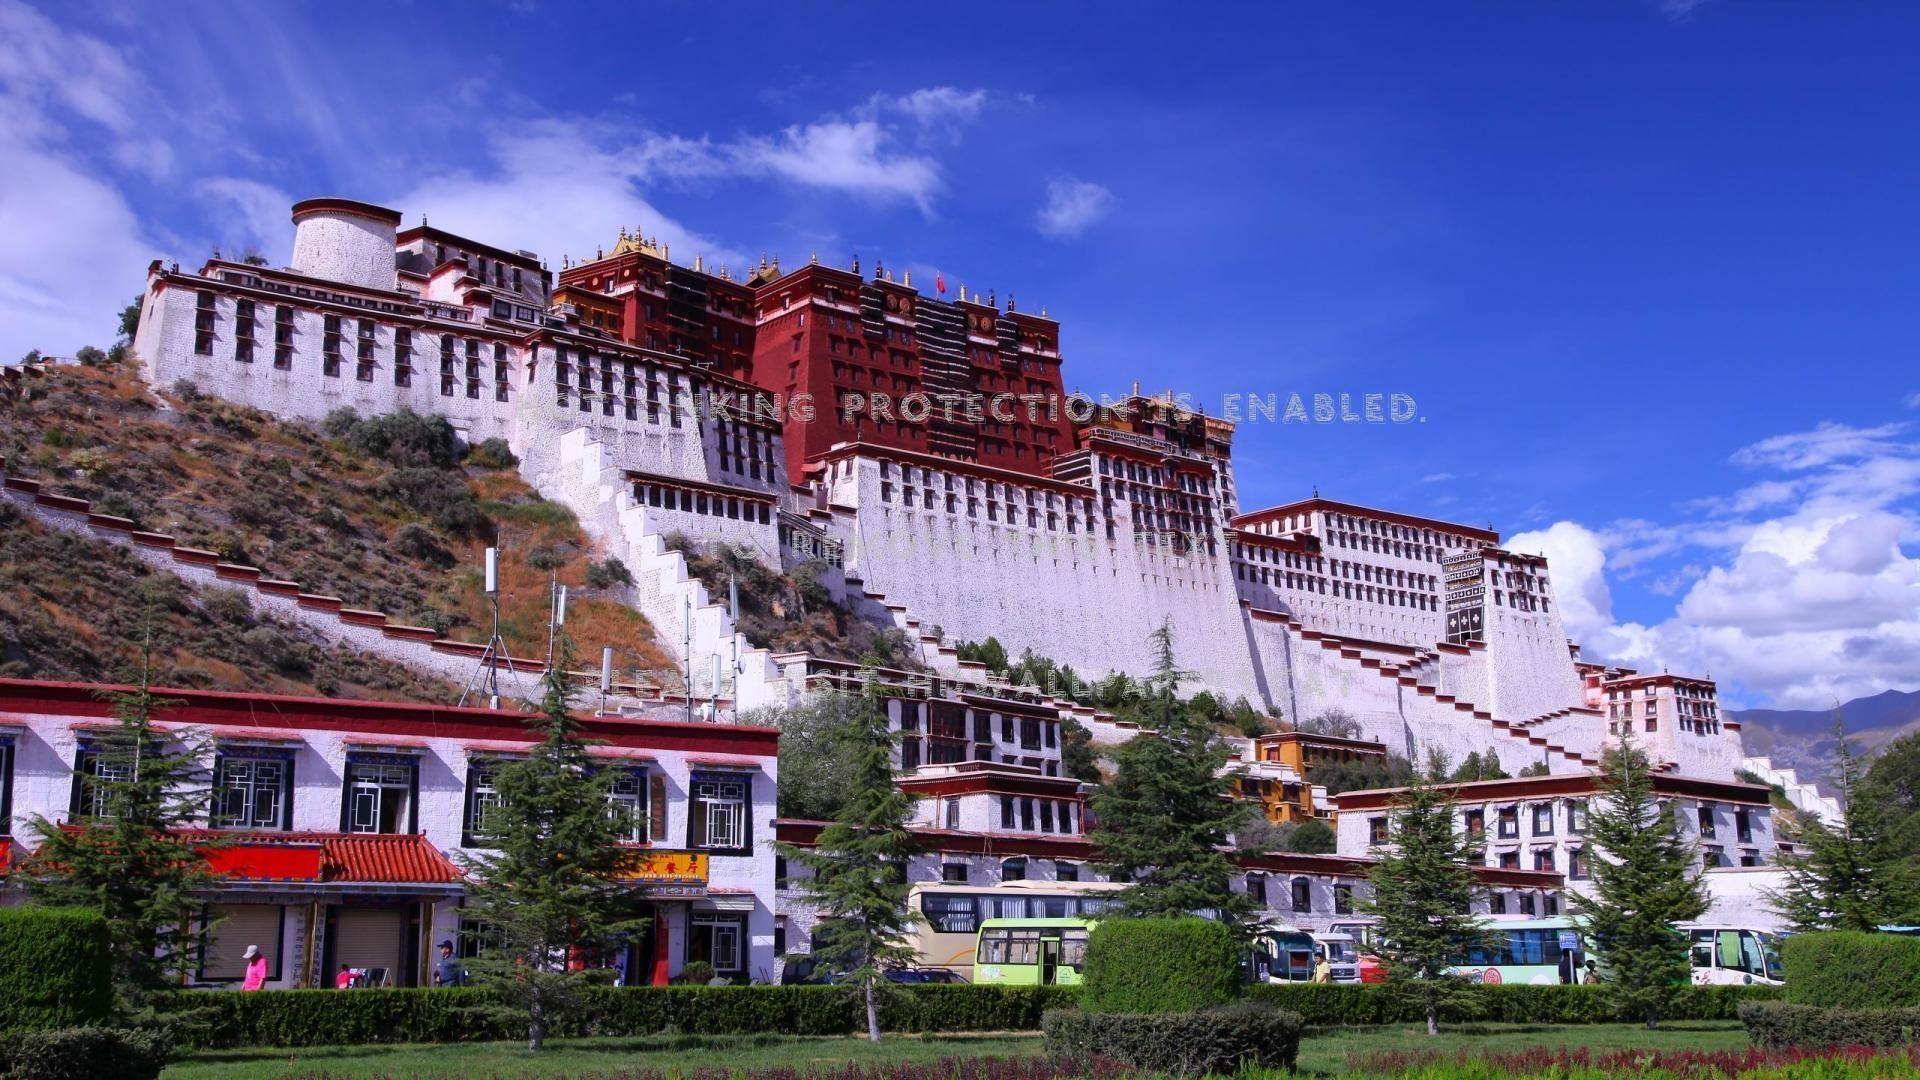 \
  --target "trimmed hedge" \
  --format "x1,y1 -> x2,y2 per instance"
152,985 -> 1080,1049
1742,1001 -> 1920,1050
1246,983 -> 1781,1026
0,1027 -> 171,1080
0,908 -> 113,1032
1081,918 -> 1241,1014
1782,932 -> 1920,1009
1042,1003 -> 1302,1077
